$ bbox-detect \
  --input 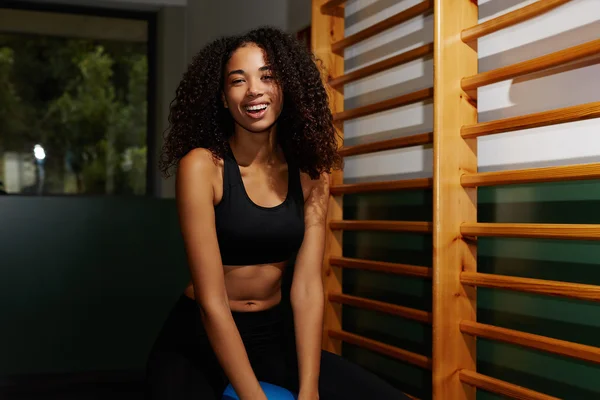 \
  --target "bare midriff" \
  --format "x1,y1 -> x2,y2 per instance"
183,261 -> 287,312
